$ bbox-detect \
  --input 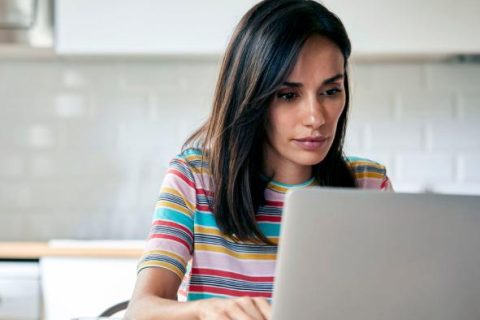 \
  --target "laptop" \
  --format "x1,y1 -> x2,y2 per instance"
271,188 -> 480,320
